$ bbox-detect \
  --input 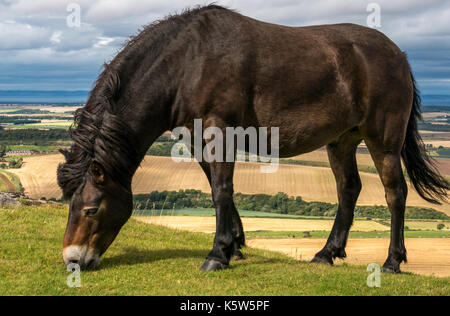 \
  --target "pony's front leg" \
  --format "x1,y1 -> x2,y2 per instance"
200,161 -> 237,271
198,161 -> 245,261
